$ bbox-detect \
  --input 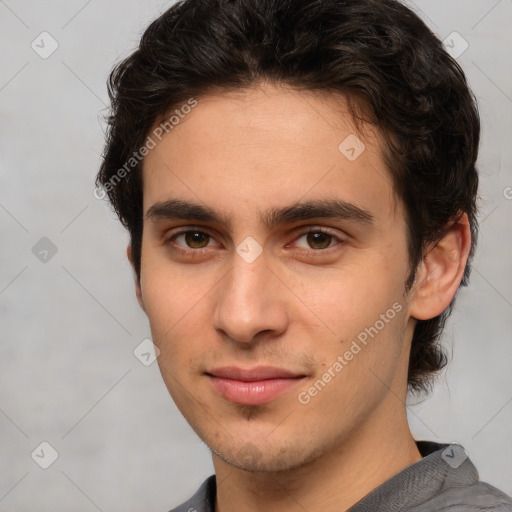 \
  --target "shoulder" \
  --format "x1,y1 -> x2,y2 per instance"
166,475 -> 216,512
415,480 -> 512,511
415,442 -> 512,511
411,456 -> 512,512
349,442 -> 512,512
